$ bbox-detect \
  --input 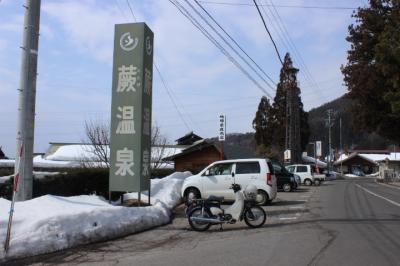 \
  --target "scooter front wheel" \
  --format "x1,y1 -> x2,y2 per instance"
244,206 -> 266,228
188,207 -> 212,231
